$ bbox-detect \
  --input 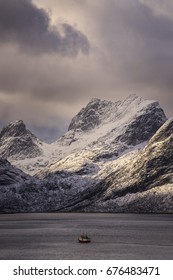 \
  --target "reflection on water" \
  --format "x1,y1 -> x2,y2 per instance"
0,213 -> 173,259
